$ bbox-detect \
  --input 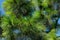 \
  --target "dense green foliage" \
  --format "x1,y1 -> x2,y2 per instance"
0,0 -> 60,40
